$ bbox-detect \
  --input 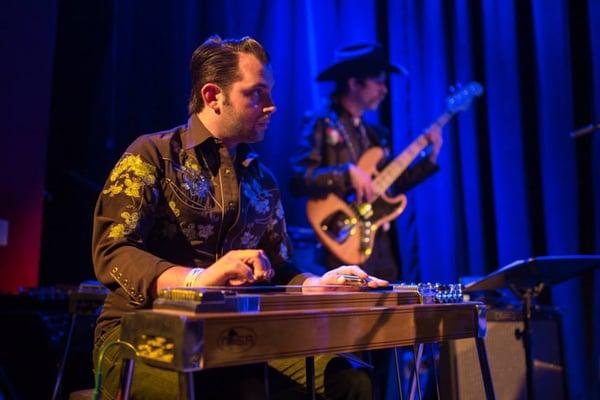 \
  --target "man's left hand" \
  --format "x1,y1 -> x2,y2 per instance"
303,265 -> 388,292
425,124 -> 443,163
